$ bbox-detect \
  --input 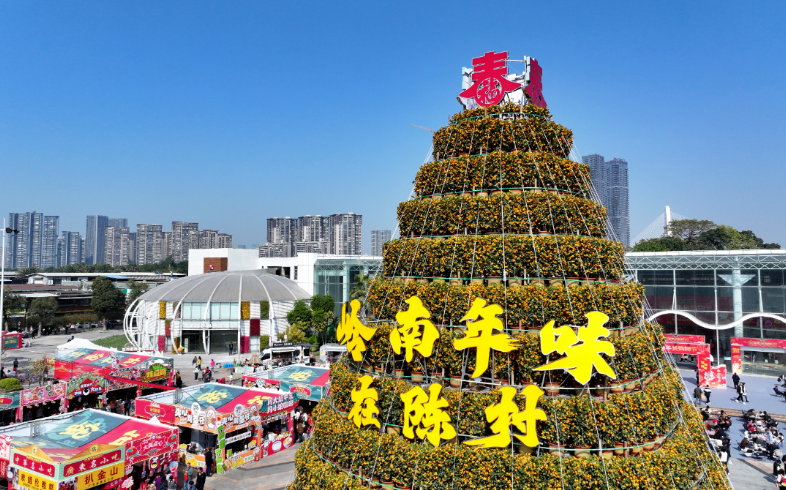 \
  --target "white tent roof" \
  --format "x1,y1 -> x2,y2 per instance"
56,338 -> 109,352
